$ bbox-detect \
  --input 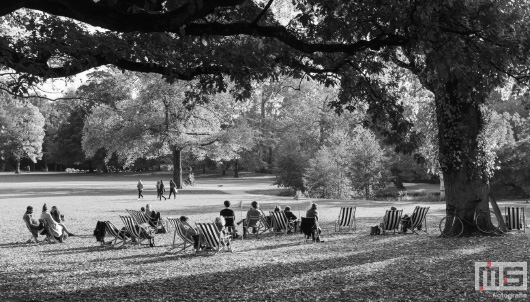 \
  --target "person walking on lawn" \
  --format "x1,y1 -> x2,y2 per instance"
137,180 -> 144,199
168,180 -> 178,199
158,180 -> 167,200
